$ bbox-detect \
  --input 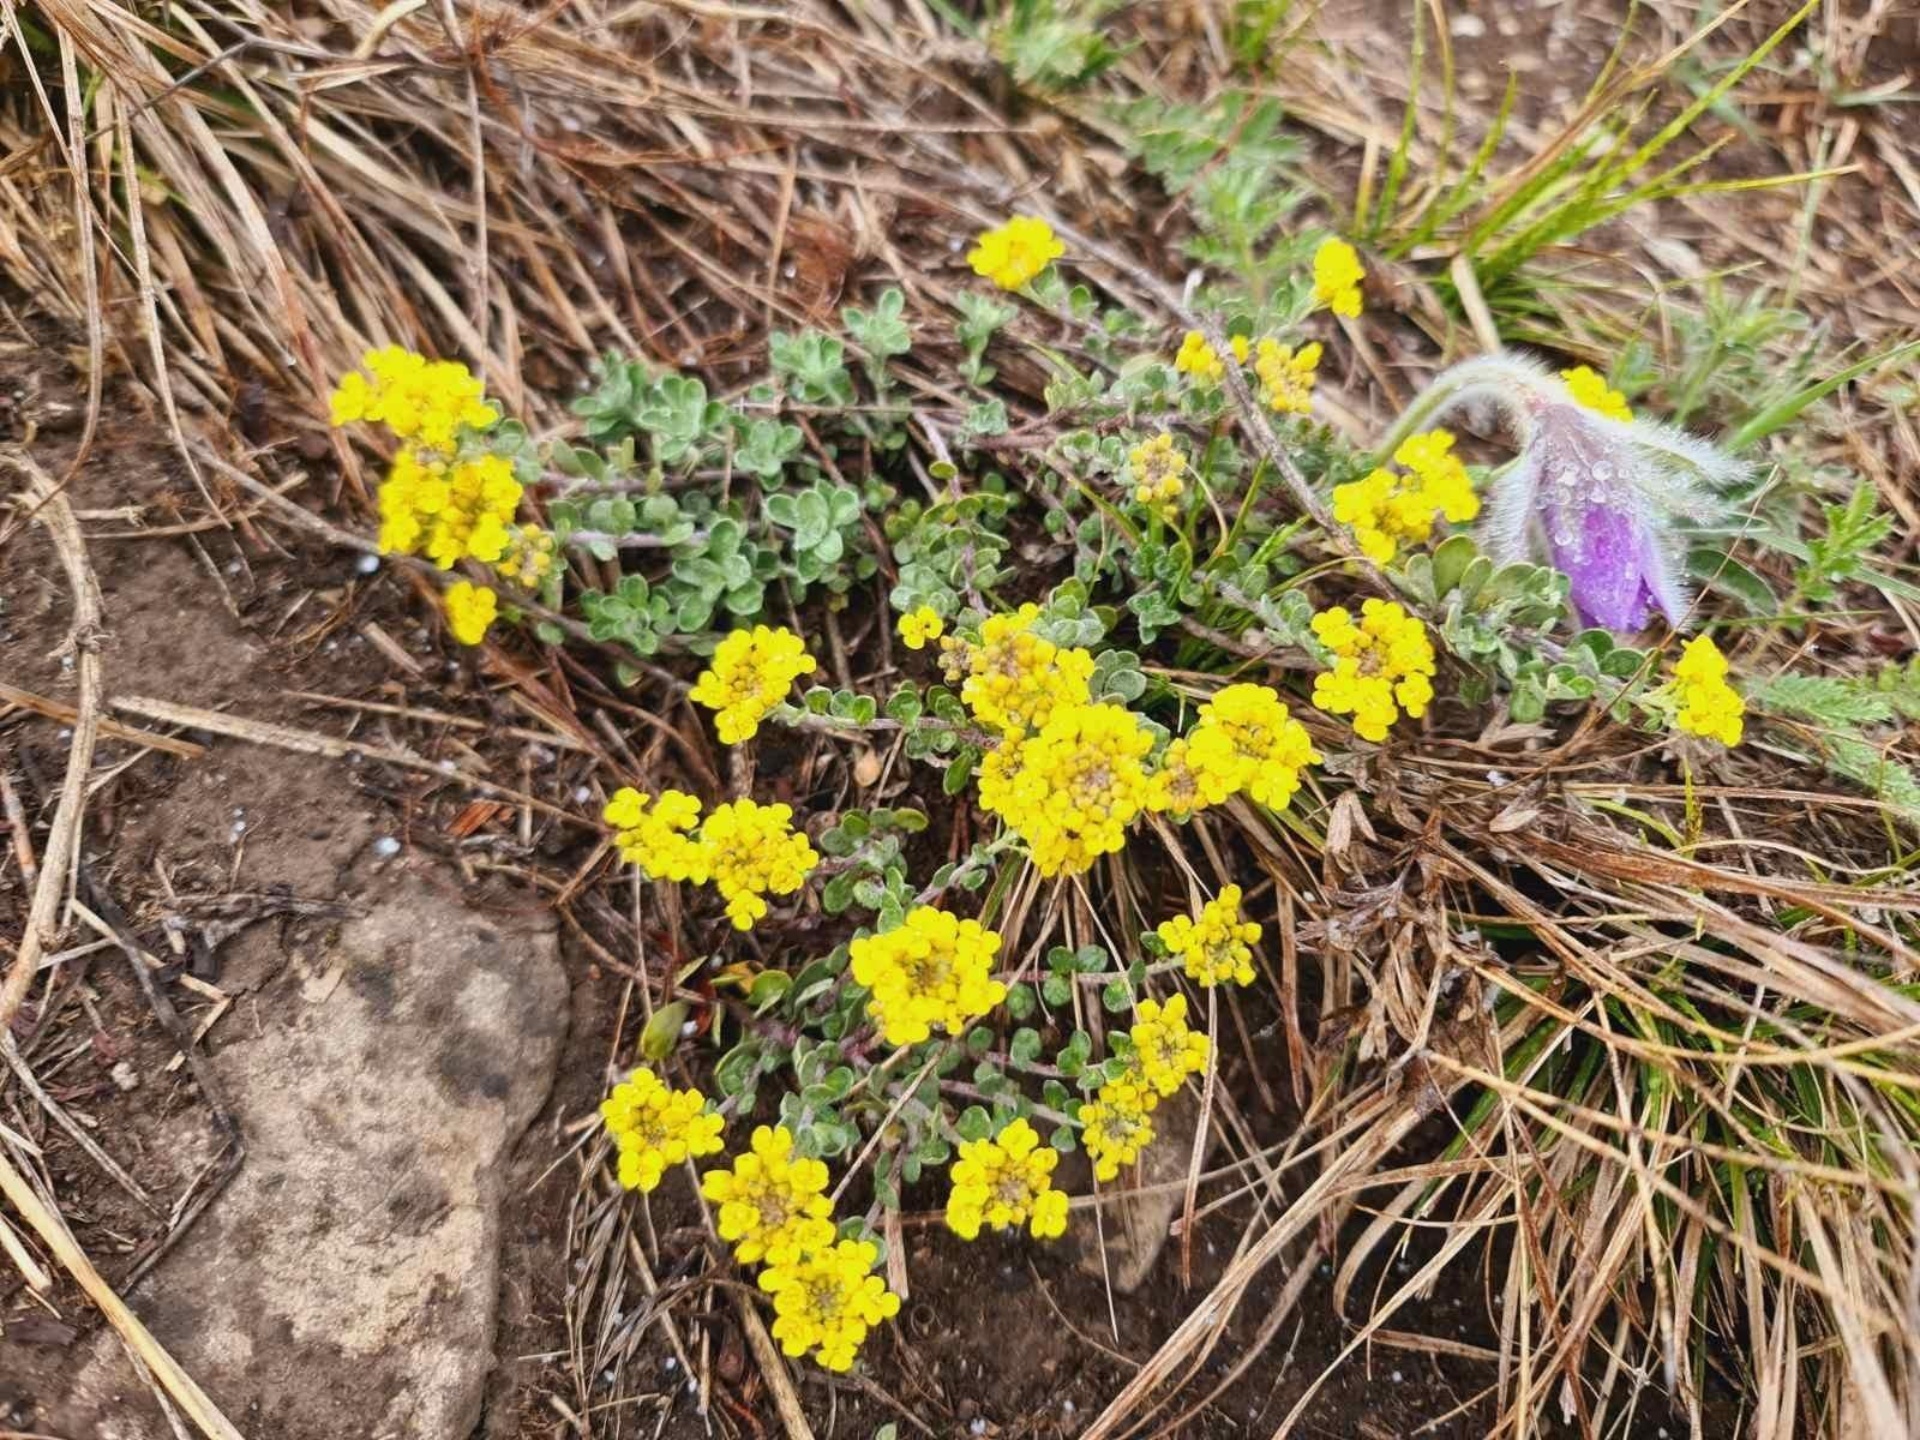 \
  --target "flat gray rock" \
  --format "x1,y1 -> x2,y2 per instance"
56,871 -> 567,1440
